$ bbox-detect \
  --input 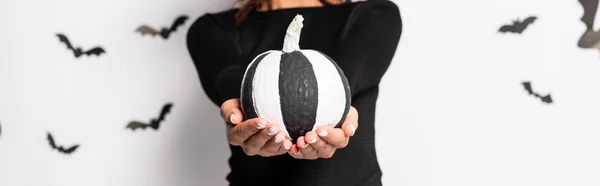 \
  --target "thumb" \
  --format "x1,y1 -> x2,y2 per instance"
220,99 -> 244,124
342,106 -> 358,137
